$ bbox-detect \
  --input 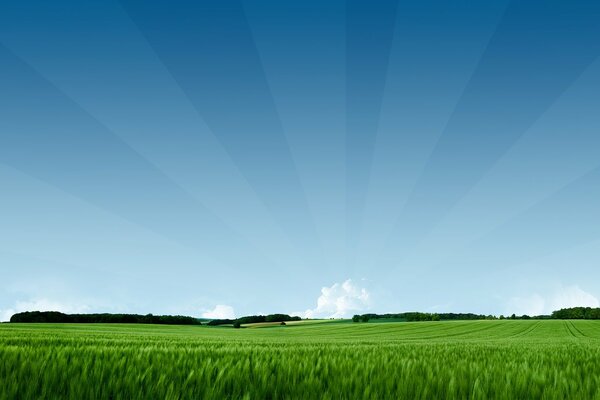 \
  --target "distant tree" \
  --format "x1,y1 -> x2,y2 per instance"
551,307 -> 600,320
499,315 -> 505,320
510,314 -> 516,320
207,319 -> 234,326
352,315 -> 360,323
280,321 -> 286,326
233,321 -> 241,329
361,315 -> 370,323
9,311 -> 201,325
